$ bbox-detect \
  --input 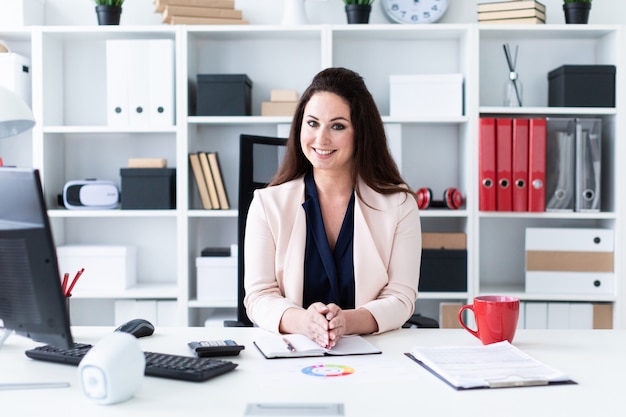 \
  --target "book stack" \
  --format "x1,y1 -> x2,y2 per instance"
261,89 -> 299,117
189,151 -> 230,210
478,0 -> 546,25
154,0 -> 249,25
